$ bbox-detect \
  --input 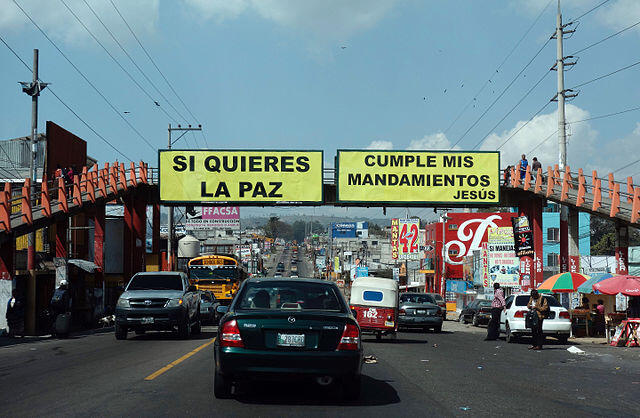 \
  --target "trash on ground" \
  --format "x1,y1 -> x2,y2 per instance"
420,359 -> 430,362
577,396 -> 586,400
615,367 -> 621,370
477,366 -> 483,370
567,346 -> 585,354
432,344 -> 438,348
459,407 -> 471,411
363,355 -> 378,364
